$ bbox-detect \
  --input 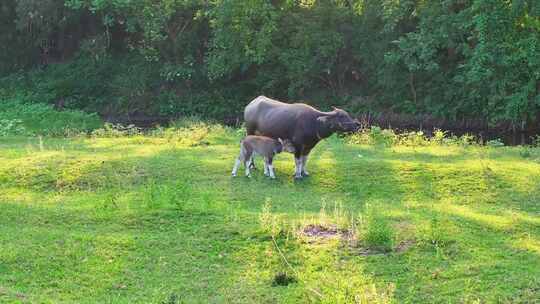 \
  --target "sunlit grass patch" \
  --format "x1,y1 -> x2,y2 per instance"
513,235 -> 540,255
1,128 -> 539,303
437,204 -> 516,231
